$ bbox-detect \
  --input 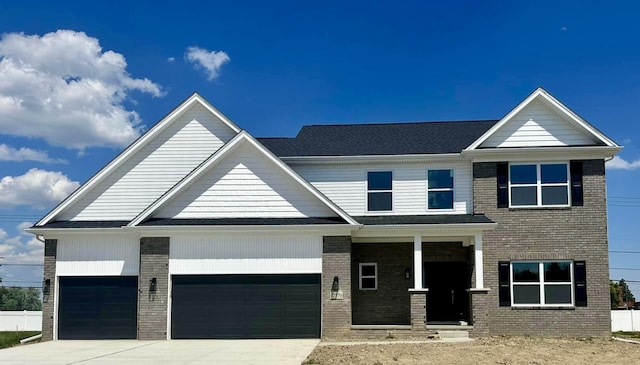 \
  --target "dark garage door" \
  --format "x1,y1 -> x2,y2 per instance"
171,274 -> 320,339
58,276 -> 138,339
